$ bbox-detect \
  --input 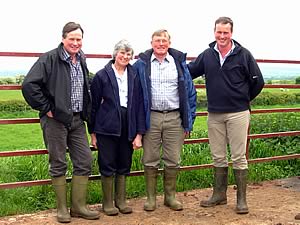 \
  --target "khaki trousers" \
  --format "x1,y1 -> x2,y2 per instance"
142,111 -> 185,168
207,110 -> 250,170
